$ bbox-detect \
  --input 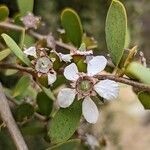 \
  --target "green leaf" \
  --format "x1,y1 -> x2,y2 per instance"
21,120 -> 45,136
40,85 -> 55,101
36,92 -> 53,116
0,5 -> 9,22
48,100 -> 82,144
138,91 -> 150,109
0,48 -> 11,61
17,0 -> 34,15
15,103 -> 34,122
47,139 -> 80,150
61,8 -> 83,48
13,75 -> 31,98
125,62 -> 150,84
1,33 -> 31,66
105,0 -> 127,66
